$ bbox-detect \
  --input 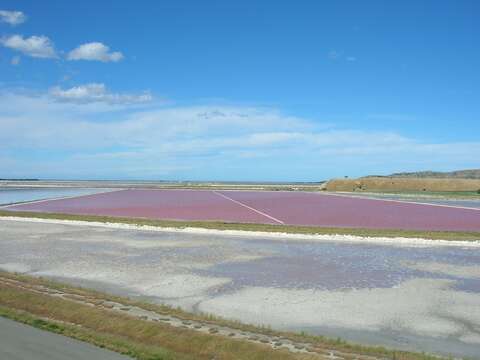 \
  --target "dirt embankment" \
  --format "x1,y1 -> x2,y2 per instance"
391,169 -> 480,179
325,177 -> 480,192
